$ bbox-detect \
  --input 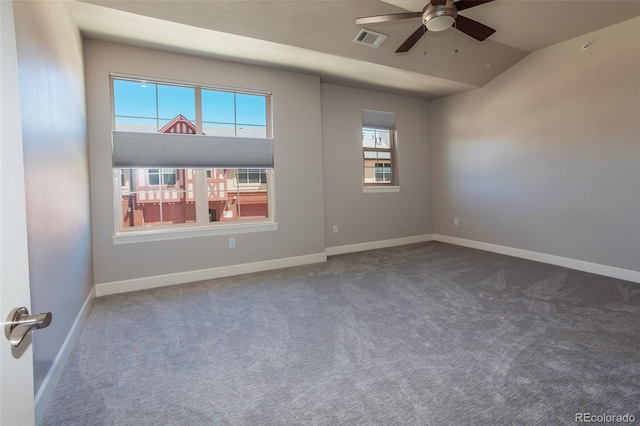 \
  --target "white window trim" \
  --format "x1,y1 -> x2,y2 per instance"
113,221 -> 278,244
362,127 -> 399,189
363,185 -> 400,193
110,74 -> 276,241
